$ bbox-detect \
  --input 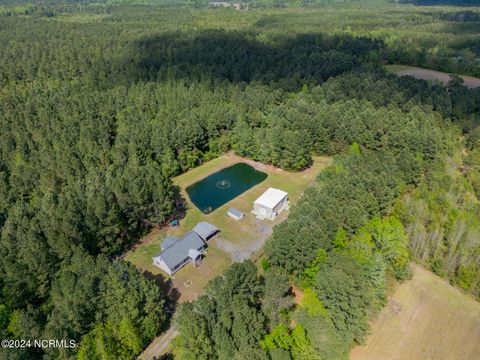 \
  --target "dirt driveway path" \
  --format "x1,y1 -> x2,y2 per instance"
395,67 -> 480,89
138,327 -> 178,360
213,219 -> 274,262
